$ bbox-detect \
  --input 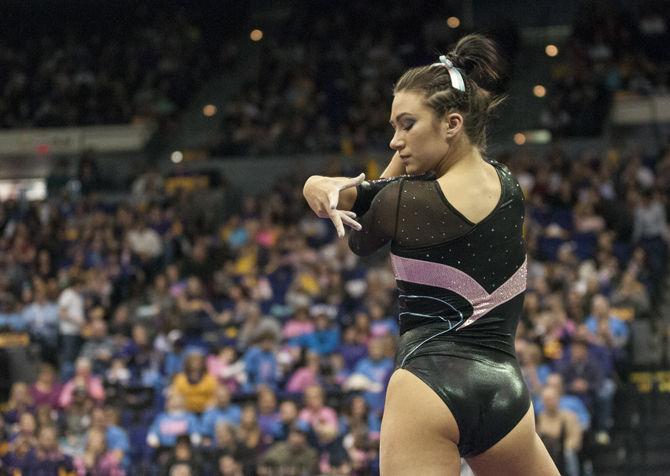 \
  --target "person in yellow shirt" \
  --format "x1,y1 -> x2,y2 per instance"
172,350 -> 218,414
